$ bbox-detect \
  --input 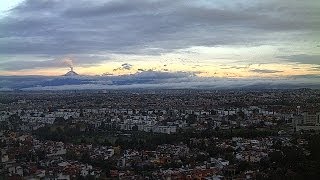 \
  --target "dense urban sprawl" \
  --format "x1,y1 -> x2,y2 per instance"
1,89 -> 320,179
